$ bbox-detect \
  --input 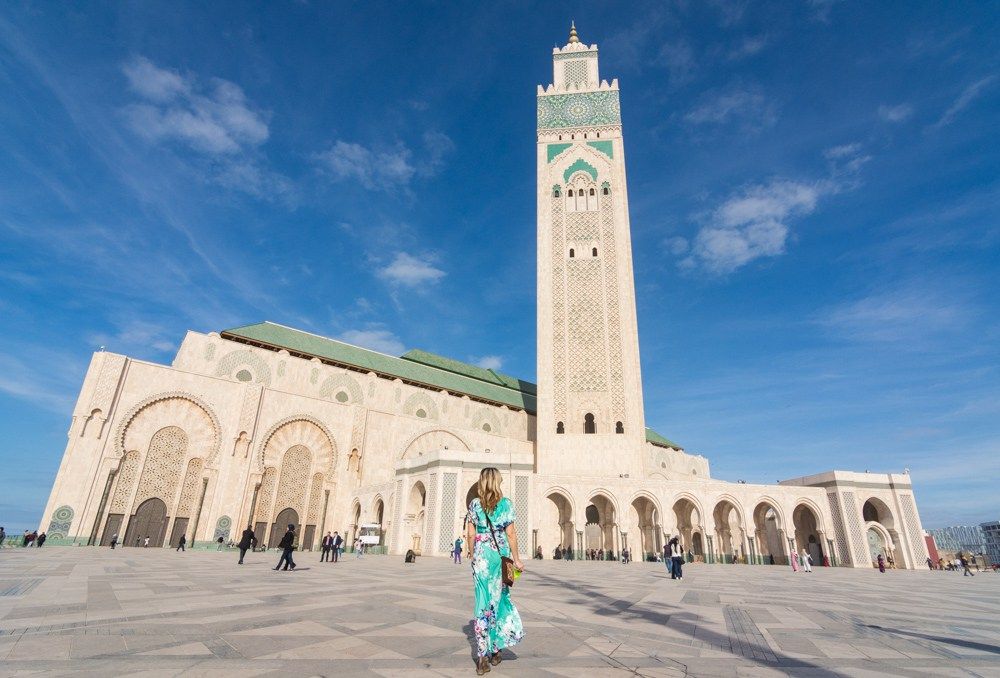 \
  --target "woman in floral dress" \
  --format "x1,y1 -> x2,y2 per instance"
465,467 -> 524,674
